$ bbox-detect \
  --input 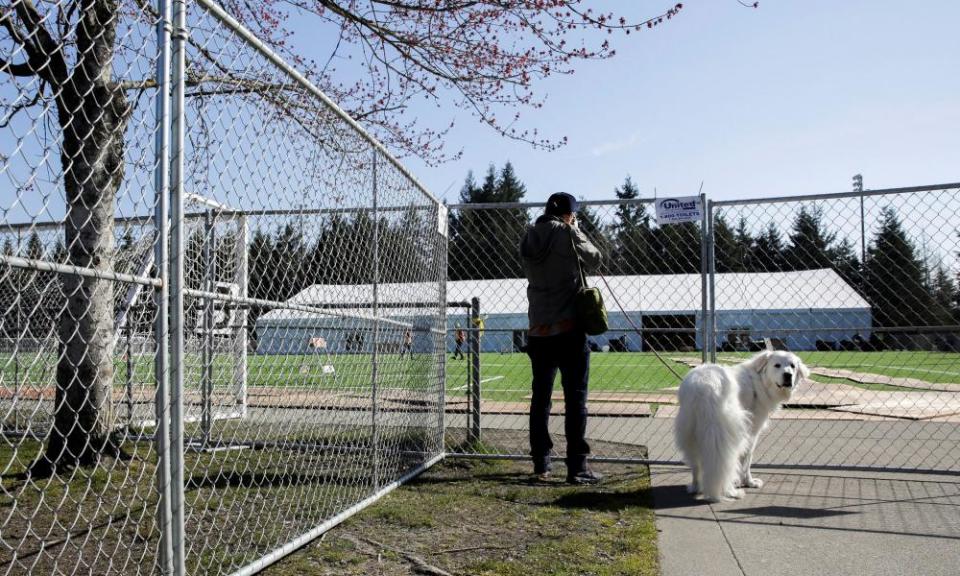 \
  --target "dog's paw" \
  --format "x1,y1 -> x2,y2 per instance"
725,488 -> 746,500
742,477 -> 763,489
686,483 -> 700,495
